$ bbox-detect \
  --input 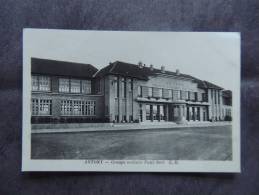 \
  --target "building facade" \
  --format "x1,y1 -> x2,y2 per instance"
31,58 -> 232,124
31,58 -> 105,123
